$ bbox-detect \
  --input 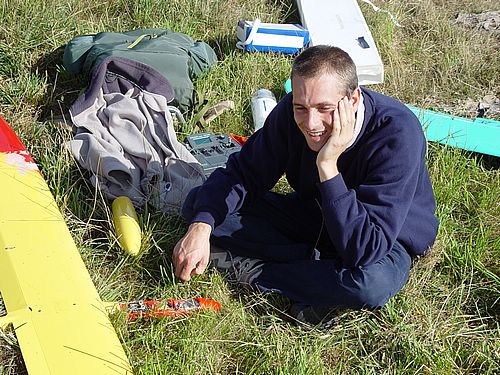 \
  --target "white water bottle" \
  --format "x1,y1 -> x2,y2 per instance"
251,88 -> 277,131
